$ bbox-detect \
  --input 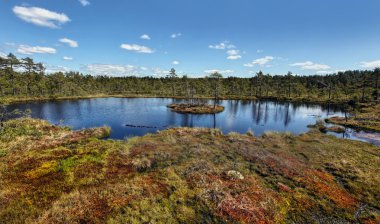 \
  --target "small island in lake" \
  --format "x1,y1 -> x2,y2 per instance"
167,103 -> 225,114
